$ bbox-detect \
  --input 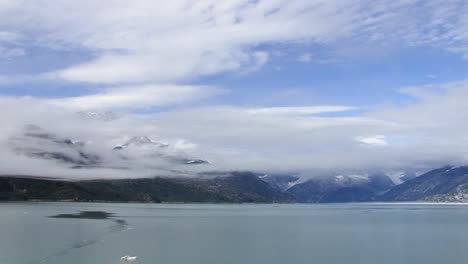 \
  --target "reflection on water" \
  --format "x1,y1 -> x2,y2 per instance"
28,211 -> 130,264
50,210 -> 128,228
50,211 -> 116,220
